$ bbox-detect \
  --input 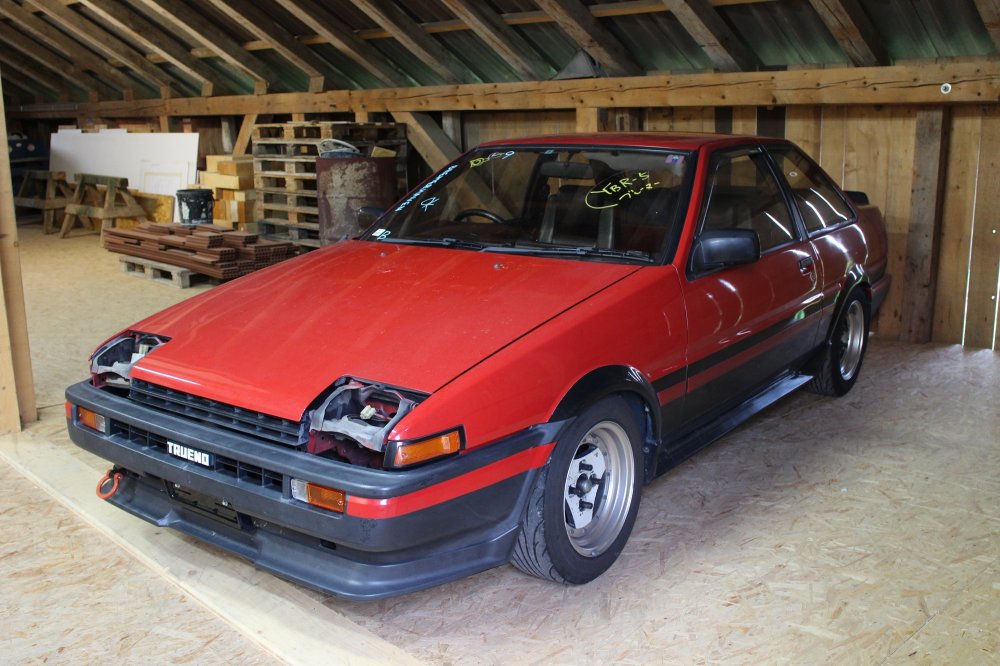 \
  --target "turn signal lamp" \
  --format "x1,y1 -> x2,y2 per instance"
77,406 -> 107,433
290,478 -> 345,513
386,428 -> 463,469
